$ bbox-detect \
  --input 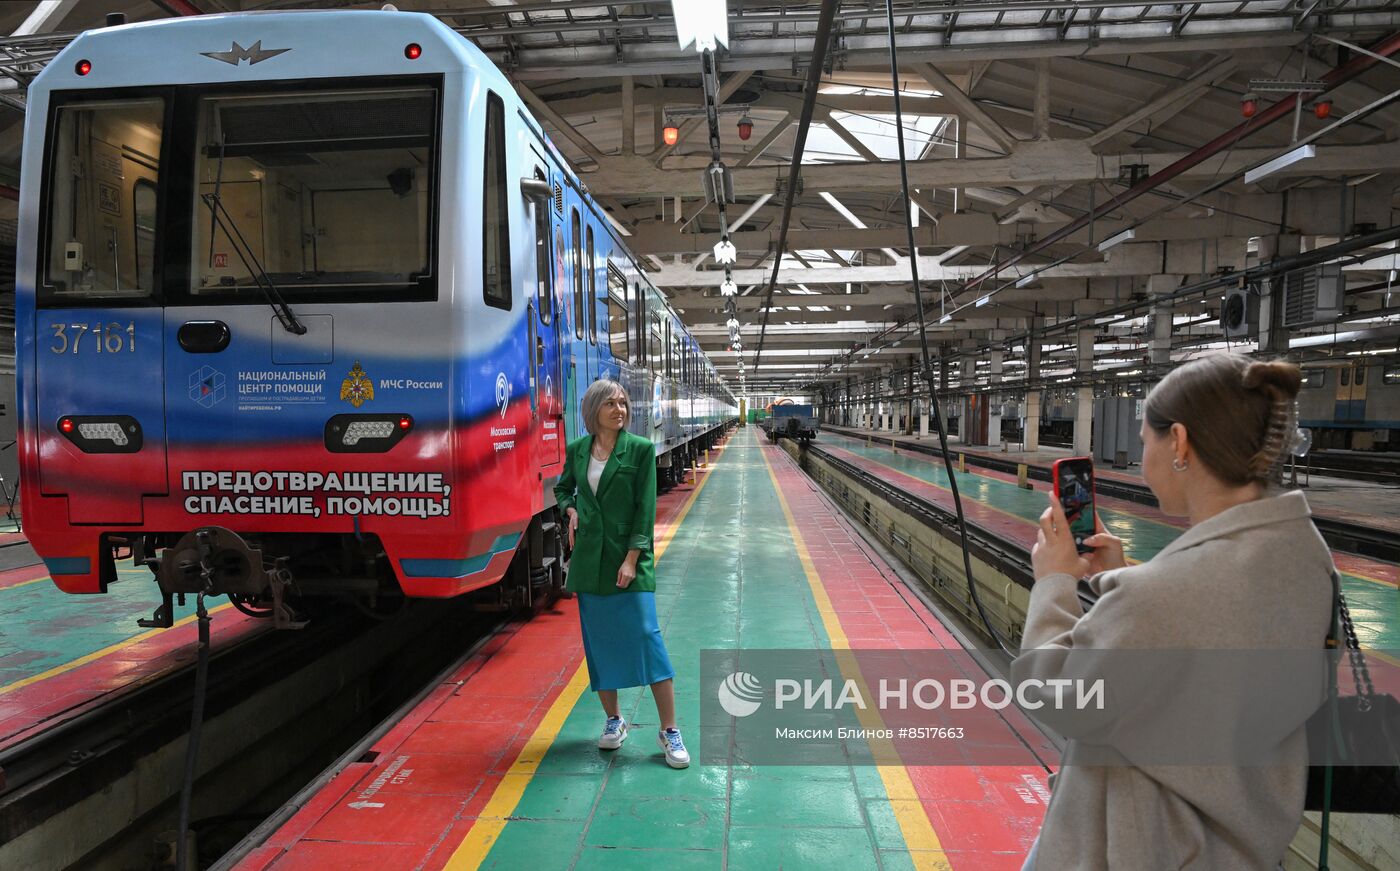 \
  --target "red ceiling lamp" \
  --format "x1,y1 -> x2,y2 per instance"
1240,92 -> 1259,118
736,114 -> 754,141
662,120 -> 680,146
1314,99 -> 1333,119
